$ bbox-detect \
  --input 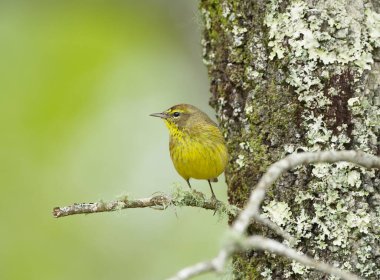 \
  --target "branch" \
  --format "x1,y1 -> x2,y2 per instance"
52,191 -> 290,242
167,260 -> 215,280
168,150 -> 379,280
52,190 -> 236,218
